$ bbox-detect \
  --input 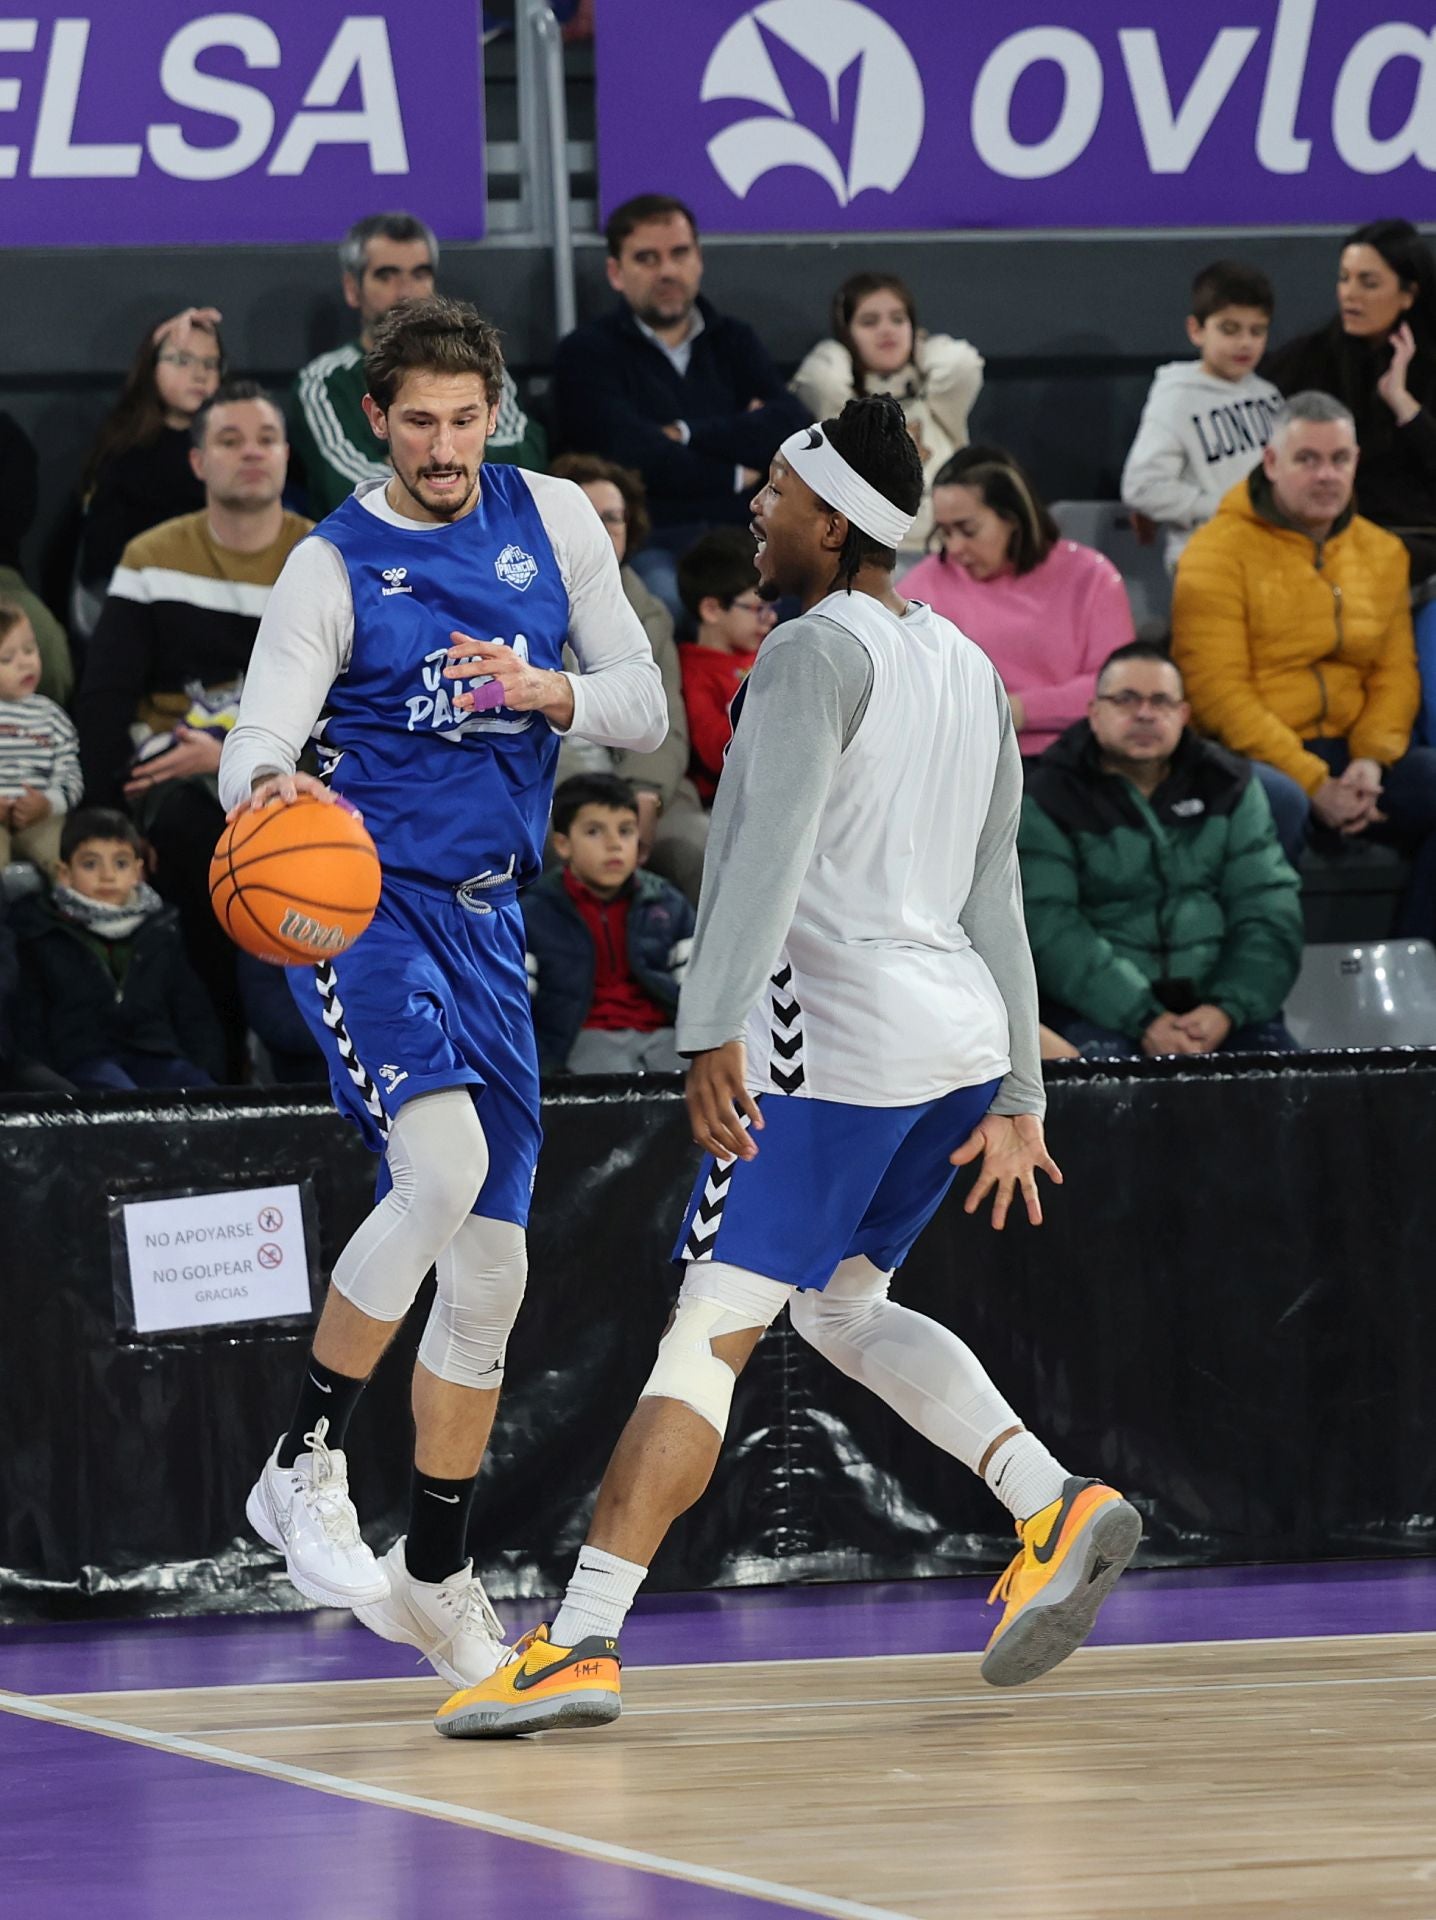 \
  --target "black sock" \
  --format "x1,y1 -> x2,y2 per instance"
276,1357 -> 368,1468
404,1469 -> 479,1583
